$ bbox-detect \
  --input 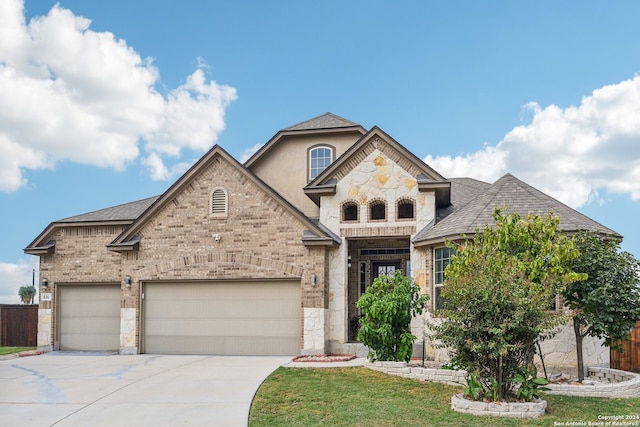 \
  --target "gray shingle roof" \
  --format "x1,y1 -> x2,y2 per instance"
284,112 -> 360,131
434,177 -> 492,221
58,196 -> 160,223
414,173 -> 619,244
